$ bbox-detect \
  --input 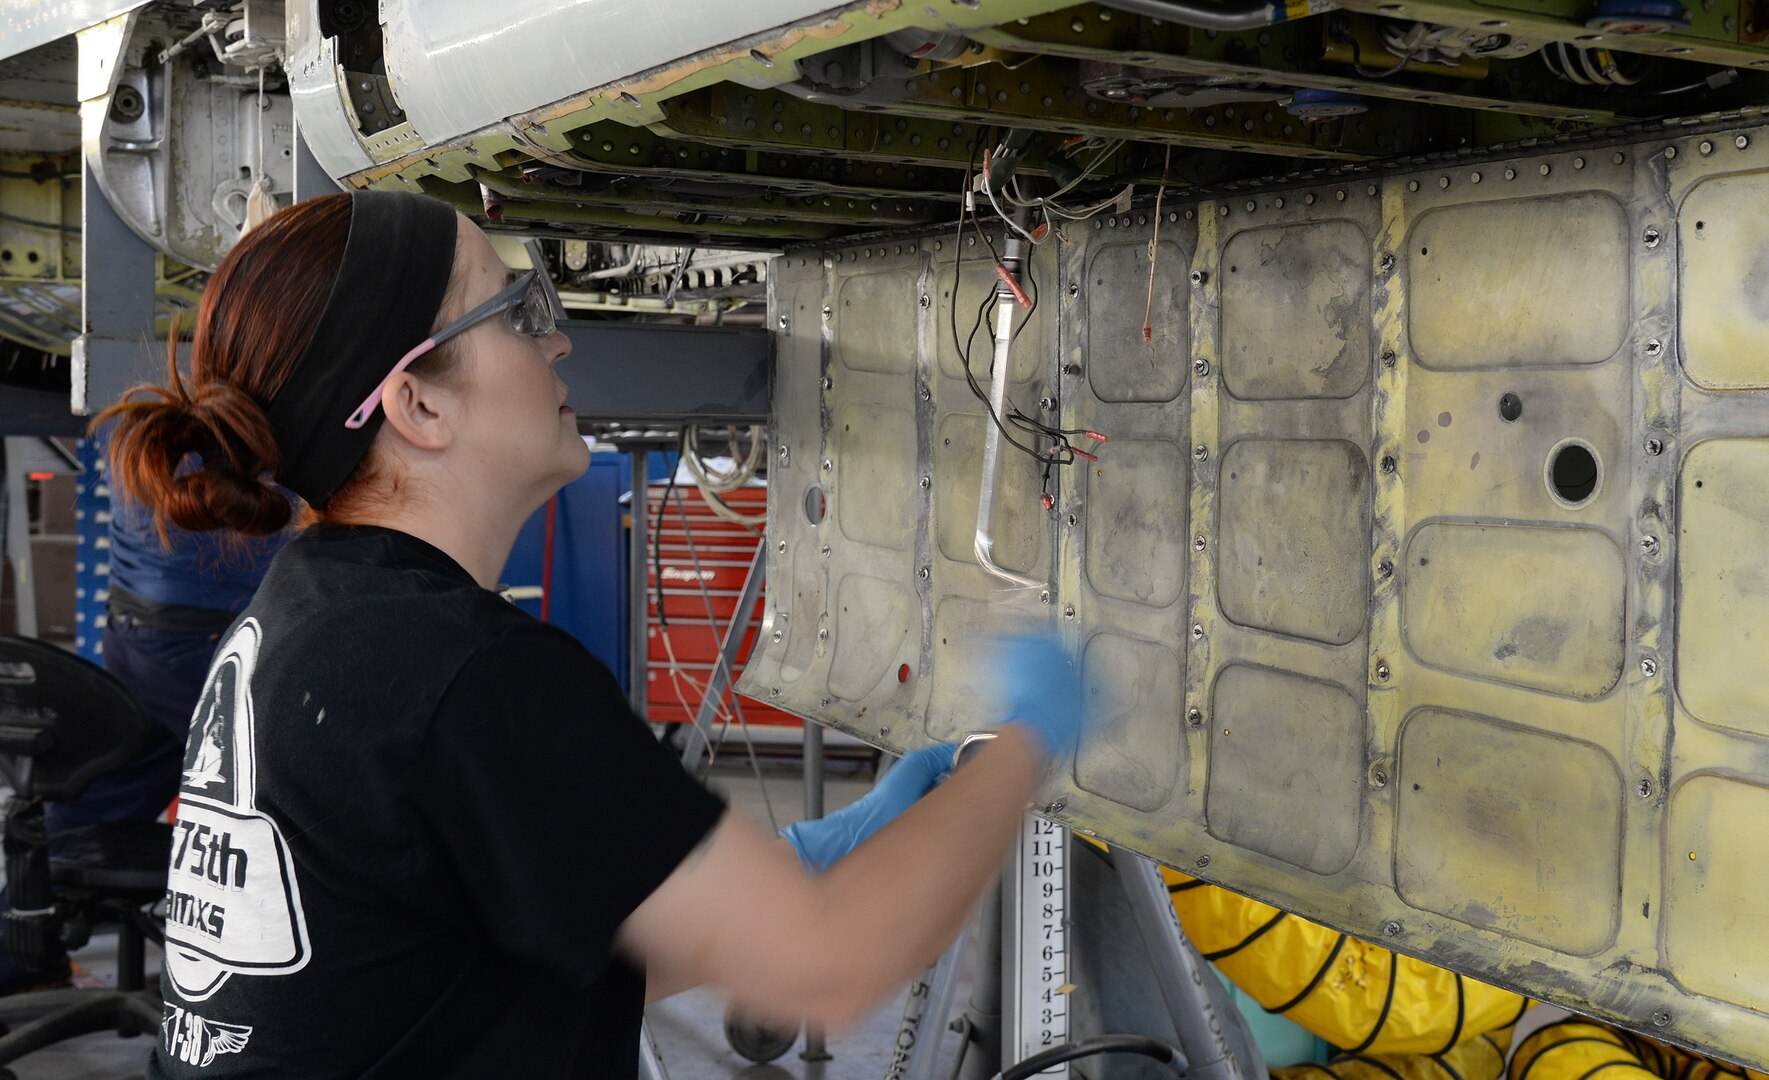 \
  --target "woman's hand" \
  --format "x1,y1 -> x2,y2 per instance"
780,742 -> 953,874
